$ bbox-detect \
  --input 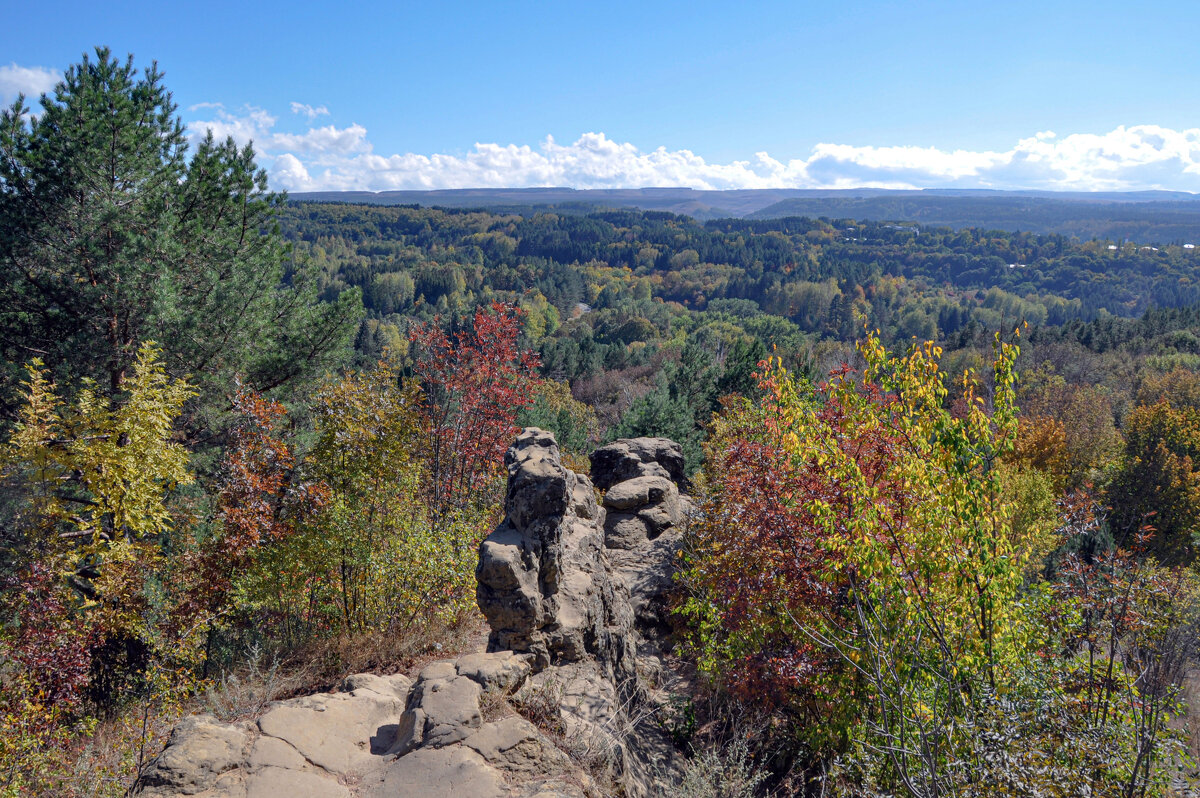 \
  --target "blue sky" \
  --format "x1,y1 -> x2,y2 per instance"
4,0 -> 1200,192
